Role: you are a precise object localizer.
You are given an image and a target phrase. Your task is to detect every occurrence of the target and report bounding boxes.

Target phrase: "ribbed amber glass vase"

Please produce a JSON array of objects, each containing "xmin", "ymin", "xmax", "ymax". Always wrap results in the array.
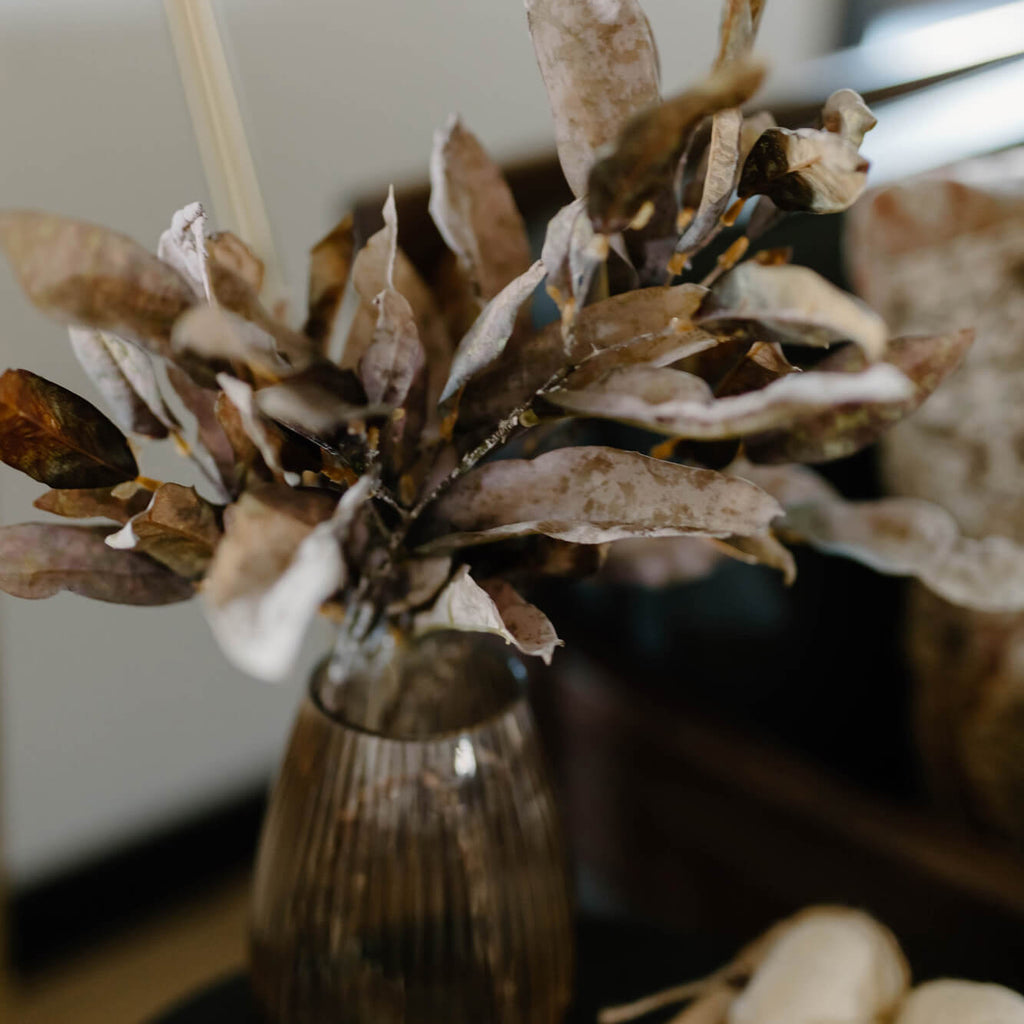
[{"xmin": 249, "ymin": 631, "xmax": 574, "ymax": 1024}]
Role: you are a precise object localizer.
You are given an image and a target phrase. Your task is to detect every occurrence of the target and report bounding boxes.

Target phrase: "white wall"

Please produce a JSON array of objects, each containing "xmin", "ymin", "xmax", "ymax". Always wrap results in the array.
[{"xmin": 0, "ymin": 0, "xmax": 842, "ymax": 886}]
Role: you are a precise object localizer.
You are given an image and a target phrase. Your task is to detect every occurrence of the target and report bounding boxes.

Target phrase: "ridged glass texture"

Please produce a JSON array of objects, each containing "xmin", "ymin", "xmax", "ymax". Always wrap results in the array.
[{"xmin": 249, "ymin": 631, "xmax": 573, "ymax": 1024}]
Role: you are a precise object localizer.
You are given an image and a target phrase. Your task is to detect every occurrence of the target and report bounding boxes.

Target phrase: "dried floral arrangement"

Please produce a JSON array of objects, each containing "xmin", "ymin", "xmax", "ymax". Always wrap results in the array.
[
  {"xmin": 2, "ymin": 0, "xmax": 1023, "ymax": 692},
  {"xmin": 600, "ymin": 905, "xmax": 1024, "ymax": 1024}
]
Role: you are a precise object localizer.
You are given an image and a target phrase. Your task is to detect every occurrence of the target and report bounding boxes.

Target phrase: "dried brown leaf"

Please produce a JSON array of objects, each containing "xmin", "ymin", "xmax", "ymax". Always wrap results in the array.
[
  {"xmin": 171, "ymin": 305, "xmax": 292, "ymax": 382},
  {"xmin": 550, "ymin": 362, "xmax": 913, "ymax": 439},
  {"xmin": 0, "ymin": 210, "xmax": 196, "ymax": 355},
  {"xmin": 0, "ymin": 523, "xmax": 192, "ymax": 605},
  {"xmin": 107, "ymin": 482, "xmax": 222, "ymax": 579},
  {"xmin": 481, "ymin": 578, "xmax": 563, "ymax": 664},
  {"xmin": 166, "ymin": 365, "xmax": 238, "ymax": 493},
  {"xmin": 525, "ymin": 0, "xmax": 661, "ymax": 198},
  {"xmin": 33, "ymin": 482, "xmax": 154, "ymax": 524},
  {"xmin": 0, "ymin": 369, "xmax": 139, "ymax": 488},
  {"xmin": 440, "ymin": 260, "xmax": 545, "ymax": 402},
  {"xmin": 206, "ymin": 231, "xmax": 264, "ymax": 294},
  {"xmin": 421, "ymin": 445, "xmax": 781, "ymax": 549},
  {"xmin": 697, "ymin": 262, "xmax": 888, "ymax": 359},
  {"xmin": 745, "ymin": 463, "xmax": 1024, "ymax": 612},
  {"xmin": 588, "ymin": 60, "xmax": 765, "ymax": 234},
  {"xmin": 745, "ymin": 330, "xmax": 974, "ymax": 464},
  {"xmin": 360, "ymin": 287, "xmax": 425, "ymax": 407},
  {"xmin": 256, "ymin": 362, "xmax": 374, "ymax": 442},
  {"xmin": 429, "ymin": 117, "xmax": 532, "ymax": 301}
]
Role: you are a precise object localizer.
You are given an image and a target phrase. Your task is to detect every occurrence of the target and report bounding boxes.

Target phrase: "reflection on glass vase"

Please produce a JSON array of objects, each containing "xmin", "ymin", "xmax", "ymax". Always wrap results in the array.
[{"xmin": 249, "ymin": 630, "xmax": 574, "ymax": 1024}]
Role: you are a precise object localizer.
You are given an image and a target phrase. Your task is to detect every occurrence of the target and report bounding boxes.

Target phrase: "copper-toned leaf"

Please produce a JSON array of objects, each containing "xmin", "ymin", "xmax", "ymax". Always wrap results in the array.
[
  {"xmin": 429, "ymin": 117, "xmax": 532, "ymax": 301},
  {"xmin": 34, "ymin": 481, "xmax": 154, "ymax": 524},
  {"xmin": 0, "ymin": 369, "xmax": 138, "ymax": 488},
  {"xmin": 440, "ymin": 260, "xmax": 545, "ymax": 402},
  {"xmin": 0, "ymin": 523, "xmax": 192, "ymax": 605},
  {"xmin": 360, "ymin": 287, "xmax": 425, "ymax": 407},
  {"xmin": 588, "ymin": 60, "xmax": 765, "ymax": 234},
  {"xmin": 549, "ymin": 362, "xmax": 913, "ymax": 439},
  {"xmin": 157, "ymin": 202, "xmax": 211, "ymax": 300},
  {"xmin": 303, "ymin": 213, "xmax": 354, "ymax": 350},
  {"xmin": 697, "ymin": 262, "xmax": 888, "ymax": 359},
  {"xmin": 525, "ymin": 0, "xmax": 661, "ymax": 199},
  {"xmin": 107, "ymin": 483, "xmax": 222, "ymax": 579},
  {"xmin": 0, "ymin": 210, "xmax": 196, "ymax": 355},
  {"xmin": 69, "ymin": 328, "xmax": 179, "ymax": 439},
  {"xmin": 746, "ymin": 330, "xmax": 974, "ymax": 464},
  {"xmin": 743, "ymin": 463, "xmax": 1024, "ymax": 613},
  {"xmin": 421, "ymin": 445, "xmax": 781, "ymax": 549}
]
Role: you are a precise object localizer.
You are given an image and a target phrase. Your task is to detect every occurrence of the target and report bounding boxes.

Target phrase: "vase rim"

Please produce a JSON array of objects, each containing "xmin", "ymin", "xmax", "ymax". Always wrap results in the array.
[{"xmin": 307, "ymin": 633, "xmax": 530, "ymax": 743}]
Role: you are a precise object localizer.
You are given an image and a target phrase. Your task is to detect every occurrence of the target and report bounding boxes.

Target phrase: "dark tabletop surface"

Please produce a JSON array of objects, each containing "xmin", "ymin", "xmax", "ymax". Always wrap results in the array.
[{"xmin": 149, "ymin": 916, "xmax": 727, "ymax": 1024}]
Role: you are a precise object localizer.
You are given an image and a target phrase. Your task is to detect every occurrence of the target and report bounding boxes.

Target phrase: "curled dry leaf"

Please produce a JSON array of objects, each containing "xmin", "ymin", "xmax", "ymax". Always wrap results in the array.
[
  {"xmin": 34, "ymin": 481, "xmax": 154, "ymax": 525},
  {"xmin": 69, "ymin": 328, "xmax": 179, "ymax": 439},
  {"xmin": 738, "ymin": 90, "xmax": 876, "ymax": 215},
  {"xmin": 440, "ymin": 260, "xmax": 545, "ymax": 402},
  {"xmin": 0, "ymin": 523, "xmax": 193, "ymax": 605},
  {"xmin": 255, "ymin": 363, "xmax": 373, "ymax": 442},
  {"xmin": 216, "ymin": 373, "xmax": 297, "ymax": 484},
  {"xmin": 360, "ymin": 287, "xmax": 425, "ymax": 407},
  {"xmin": 206, "ymin": 231, "xmax": 264, "ymax": 294},
  {"xmin": 171, "ymin": 305, "xmax": 292, "ymax": 383},
  {"xmin": 525, "ymin": 0, "xmax": 661, "ymax": 199},
  {"xmin": 550, "ymin": 362, "xmax": 913, "ymax": 439},
  {"xmin": 745, "ymin": 330, "xmax": 974, "ymax": 464},
  {"xmin": 413, "ymin": 564, "xmax": 561, "ymax": 663},
  {"xmin": 481, "ymin": 578, "xmax": 563, "ymax": 664},
  {"xmin": 0, "ymin": 368, "xmax": 138, "ymax": 488},
  {"xmin": 107, "ymin": 482, "xmax": 222, "ymax": 579},
  {"xmin": 202, "ymin": 480, "xmax": 365, "ymax": 680},
  {"xmin": 746, "ymin": 463, "xmax": 1024, "ymax": 613},
  {"xmin": 894, "ymin": 980, "xmax": 1024, "ymax": 1024},
  {"xmin": 674, "ymin": 0, "xmax": 764, "ymax": 257},
  {"xmin": 587, "ymin": 60, "xmax": 765, "ymax": 234},
  {"xmin": 421, "ymin": 445, "xmax": 781, "ymax": 550},
  {"xmin": 429, "ymin": 116, "xmax": 531, "ymax": 302},
  {"xmin": 157, "ymin": 202, "xmax": 211, "ymax": 300},
  {"xmin": 350, "ymin": 191, "xmax": 453, "ymax": 413},
  {"xmin": 822, "ymin": 88, "xmax": 878, "ymax": 147},
  {"xmin": 303, "ymin": 213, "xmax": 354, "ymax": 350},
  {"xmin": 698, "ymin": 262, "xmax": 888, "ymax": 359},
  {"xmin": 601, "ymin": 906, "xmax": 908, "ymax": 1024},
  {"xmin": 0, "ymin": 210, "xmax": 196, "ymax": 355}
]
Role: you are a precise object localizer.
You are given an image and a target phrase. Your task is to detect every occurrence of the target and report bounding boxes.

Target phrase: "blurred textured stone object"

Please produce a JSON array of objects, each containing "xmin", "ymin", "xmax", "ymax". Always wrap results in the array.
[{"xmin": 847, "ymin": 147, "xmax": 1024, "ymax": 840}]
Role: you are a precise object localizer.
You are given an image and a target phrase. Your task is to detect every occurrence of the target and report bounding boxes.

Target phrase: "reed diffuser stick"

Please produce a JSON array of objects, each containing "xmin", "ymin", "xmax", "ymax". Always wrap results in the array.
[{"xmin": 163, "ymin": 0, "xmax": 287, "ymax": 306}]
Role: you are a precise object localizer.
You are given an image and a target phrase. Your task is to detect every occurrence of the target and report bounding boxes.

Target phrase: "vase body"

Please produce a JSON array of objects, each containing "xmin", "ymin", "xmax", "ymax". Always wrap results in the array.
[{"xmin": 249, "ymin": 631, "xmax": 574, "ymax": 1024}]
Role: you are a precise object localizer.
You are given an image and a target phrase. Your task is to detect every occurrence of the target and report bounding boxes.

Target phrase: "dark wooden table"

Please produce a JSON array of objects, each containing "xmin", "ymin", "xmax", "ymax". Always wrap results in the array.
[{"xmin": 149, "ymin": 916, "xmax": 727, "ymax": 1023}]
